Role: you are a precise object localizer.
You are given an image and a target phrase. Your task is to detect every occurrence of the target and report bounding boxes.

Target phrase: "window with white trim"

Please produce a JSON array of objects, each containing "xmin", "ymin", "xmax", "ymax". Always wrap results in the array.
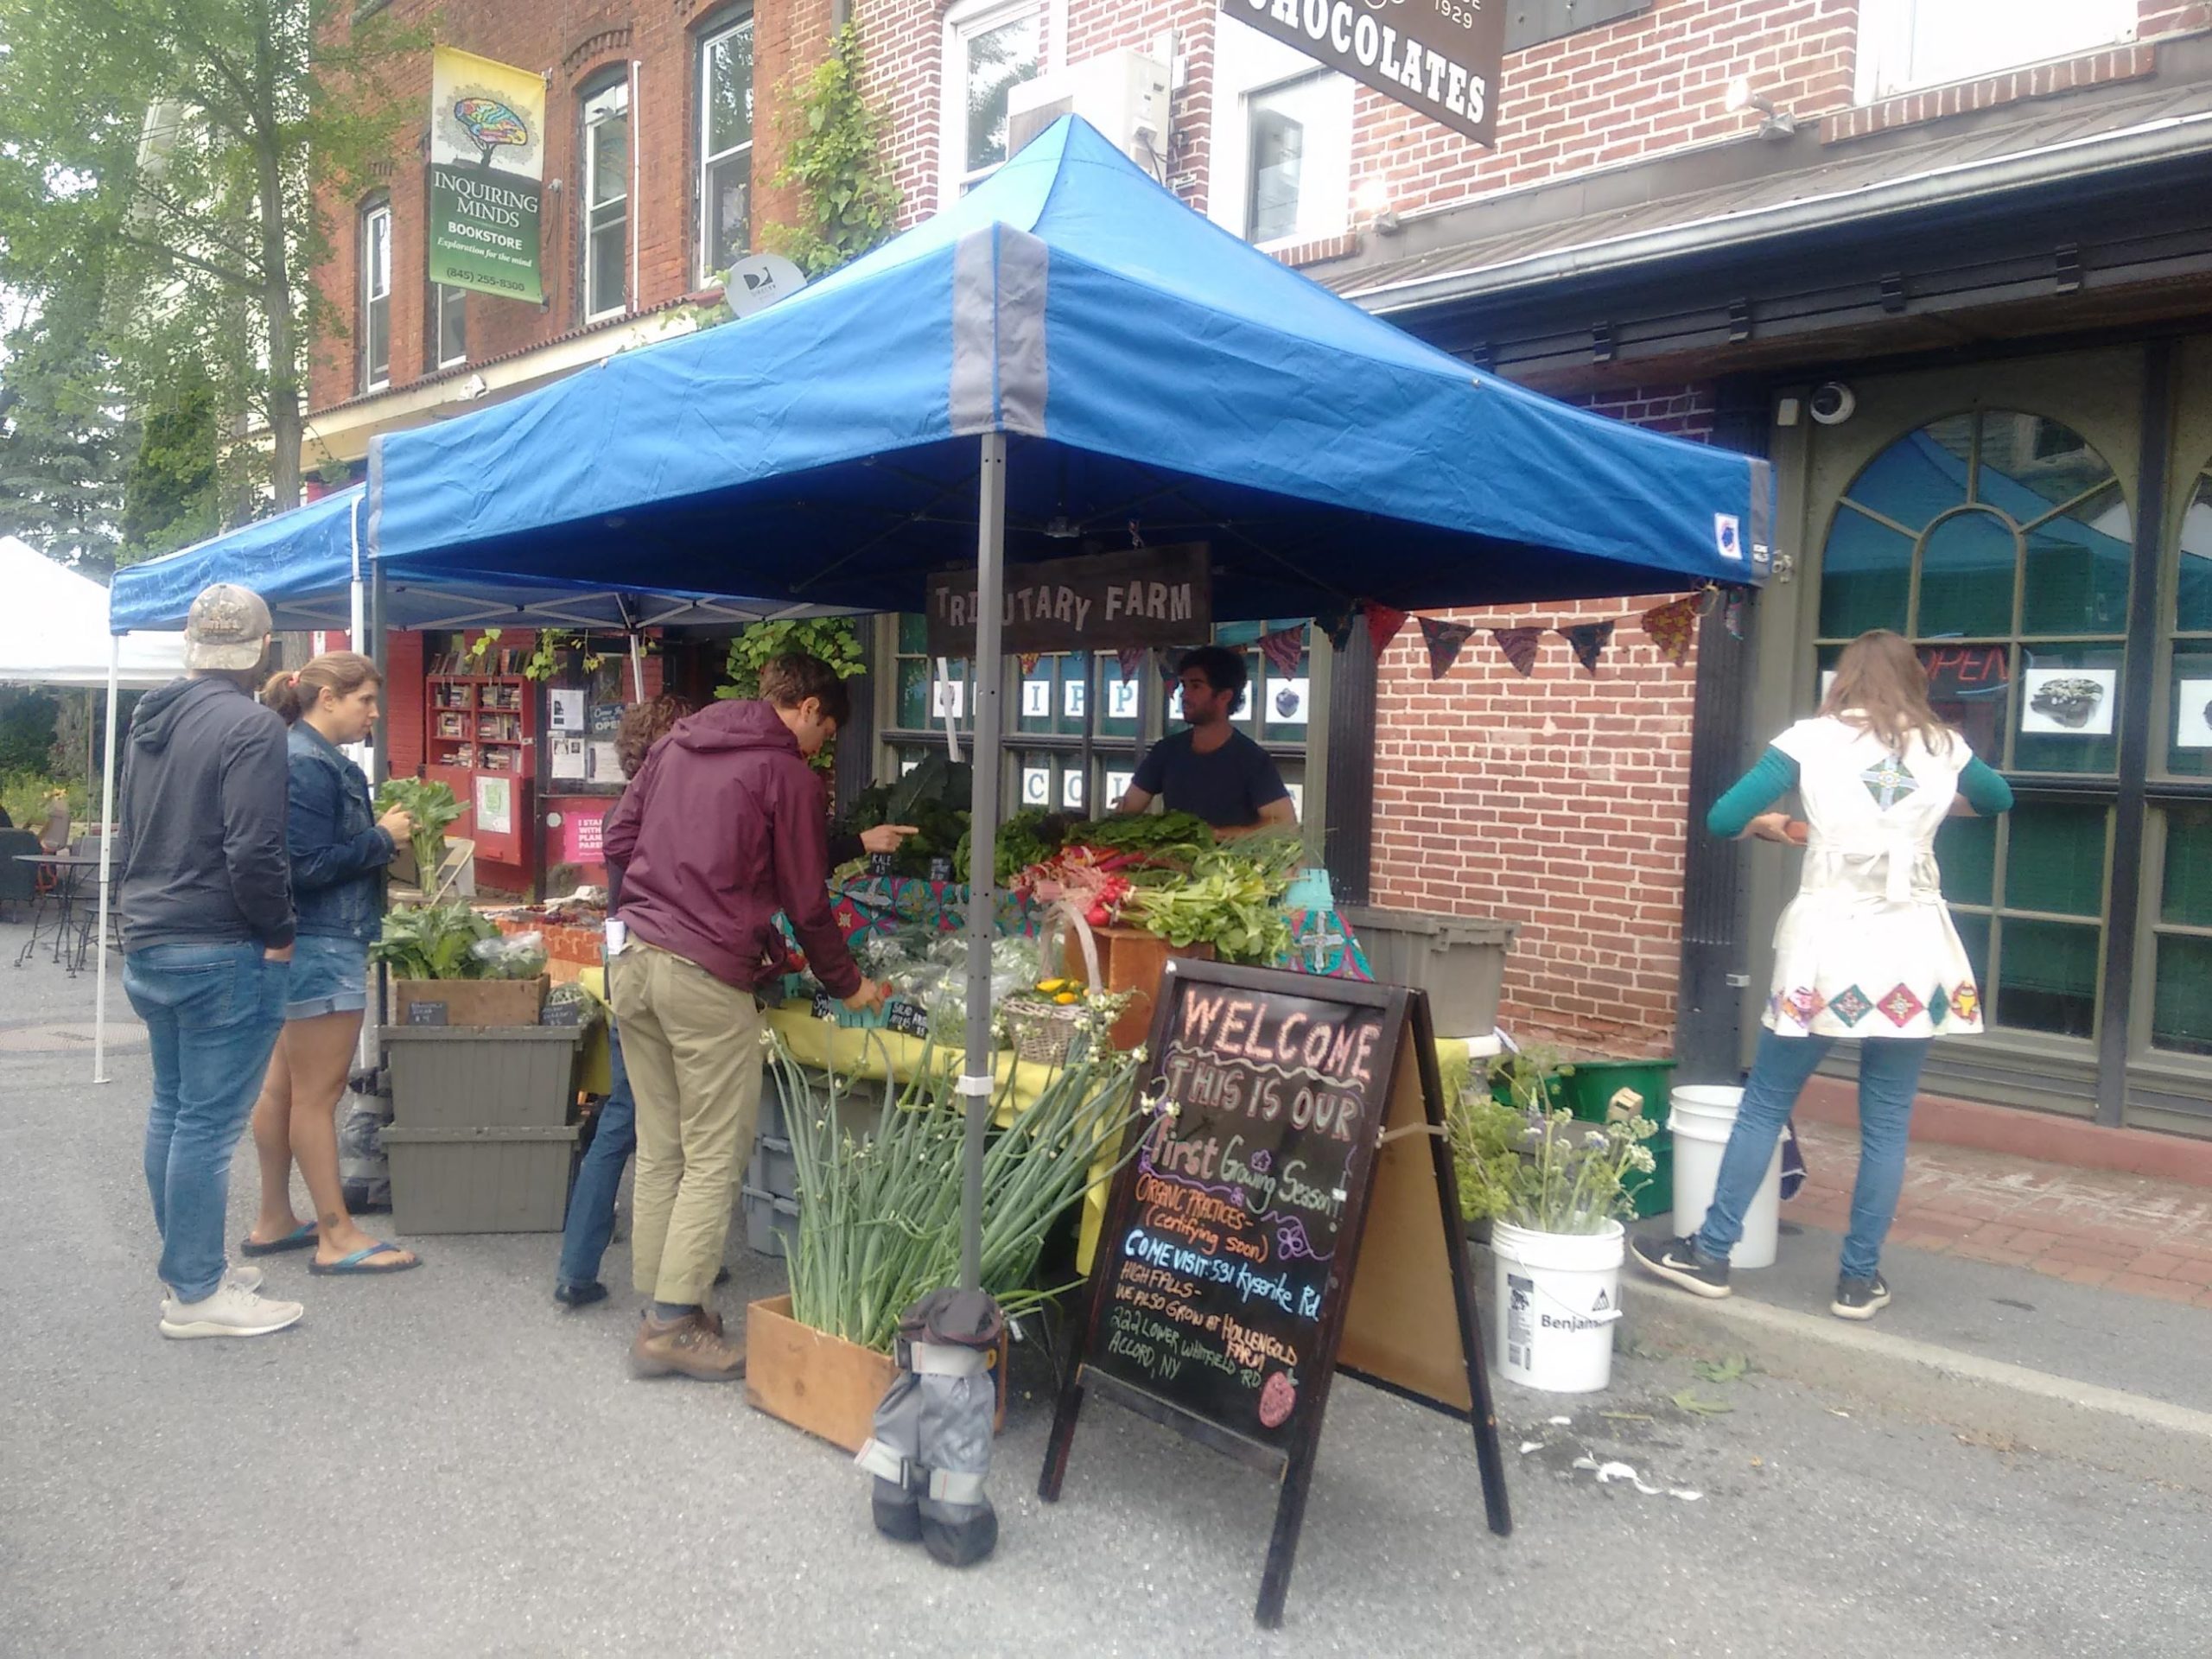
[
  {"xmin": 1855, "ymin": 0, "xmax": 2136, "ymax": 104},
  {"xmin": 582, "ymin": 77, "xmax": 631, "ymax": 321},
  {"xmin": 431, "ymin": 283, "xmax": 466, "ymax": 370},
  {"xmin": 359, "ymin": 197, "xmax": 391, "ymax": 392},
  {"xmin": 1208, "ymin": 16, "xmax": 1351, "ymax": 251},
  {"xmin": 943, "ymin": 0, "xmax": 1040, "ymax": 200},
  {"xmin": 698, "ymin": 13, "xmax": 754, "ymax": 285}
]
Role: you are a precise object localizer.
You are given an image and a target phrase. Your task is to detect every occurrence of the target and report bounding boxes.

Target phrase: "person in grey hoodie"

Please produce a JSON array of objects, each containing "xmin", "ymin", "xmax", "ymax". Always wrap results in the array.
[{"xmin": 118, "ymin": 583, "xmax": 304, "ymax": 1341}]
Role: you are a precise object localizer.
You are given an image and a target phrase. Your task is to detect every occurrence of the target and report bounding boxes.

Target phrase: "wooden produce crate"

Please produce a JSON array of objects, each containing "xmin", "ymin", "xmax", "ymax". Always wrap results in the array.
[
  {"xmin": 391, "ymin": 974, "xmax": 547, "ymax": 1027},
  {"xmin": 745, "ymin": 1294, "xmax": 1011, "ymax": 1454},
  {"xmin": 1065, "ymin": 925, "xmax": 1214, "ymax": 1052}
]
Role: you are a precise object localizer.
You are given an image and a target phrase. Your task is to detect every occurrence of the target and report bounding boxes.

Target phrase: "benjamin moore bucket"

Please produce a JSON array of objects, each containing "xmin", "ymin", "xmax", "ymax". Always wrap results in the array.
[
  {"xmin": 1669, "ymin": 1084, "xmax": 1783, "ymax": 1270},
  {"xmin": 1492, "ymin": 1218, "xmax": 1625, "ymax": 1394}
]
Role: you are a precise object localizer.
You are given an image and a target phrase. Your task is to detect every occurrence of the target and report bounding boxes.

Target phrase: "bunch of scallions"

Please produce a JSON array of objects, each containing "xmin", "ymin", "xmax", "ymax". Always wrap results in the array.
[{"xmin": 770, "ymin": 1024, "xmax": 1143, "ymax": 1353}]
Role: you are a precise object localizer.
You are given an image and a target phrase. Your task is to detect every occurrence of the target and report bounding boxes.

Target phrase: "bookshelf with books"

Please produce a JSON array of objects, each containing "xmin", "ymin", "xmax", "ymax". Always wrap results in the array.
[{"xmin": 423, "ymin": 665, "xmax": 536, "ymax": 867}]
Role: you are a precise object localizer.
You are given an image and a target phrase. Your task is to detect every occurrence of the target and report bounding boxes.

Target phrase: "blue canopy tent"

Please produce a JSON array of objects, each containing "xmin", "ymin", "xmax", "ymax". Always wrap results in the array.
[
  {"xmin": 94, "ymin": 488, "xmax": 856, "ymax": 1081},
  {"xmin": 364, "ymin": 115, "xmax": 1774, "ymax": 1303}
]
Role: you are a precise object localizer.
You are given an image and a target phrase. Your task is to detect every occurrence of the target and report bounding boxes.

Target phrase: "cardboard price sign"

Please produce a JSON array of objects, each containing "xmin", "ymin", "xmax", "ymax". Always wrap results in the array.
[
  {"xmin": 925, "ymin": 544, "xmax": 1211, "ymax": 657},
  {"xmin": 1040, "ymin": 961, "xmax": 1511, "ymax": 1626}
]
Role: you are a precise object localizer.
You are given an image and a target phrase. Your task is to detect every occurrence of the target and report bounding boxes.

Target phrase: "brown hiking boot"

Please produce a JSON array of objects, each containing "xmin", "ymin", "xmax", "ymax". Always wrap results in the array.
[{"xmin": 630, "ymin": 1308, "xmax": 747, "ymax": 1381}]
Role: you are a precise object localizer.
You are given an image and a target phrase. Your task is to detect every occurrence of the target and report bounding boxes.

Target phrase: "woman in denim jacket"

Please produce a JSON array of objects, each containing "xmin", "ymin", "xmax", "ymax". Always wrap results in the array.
[{"xmin": 242, "ymin": 653, "xmax": 422, "ymax": 1275}]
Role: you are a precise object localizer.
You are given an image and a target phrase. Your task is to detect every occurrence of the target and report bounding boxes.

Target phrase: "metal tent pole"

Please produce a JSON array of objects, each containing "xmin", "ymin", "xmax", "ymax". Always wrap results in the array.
[
  {"xmin": 92, "ymin": 635, "xmax": 122, "ymax": 1084},
  {"xmin": 959, "ymin": 431, "xmax": 1007, "ymax": 1293}
]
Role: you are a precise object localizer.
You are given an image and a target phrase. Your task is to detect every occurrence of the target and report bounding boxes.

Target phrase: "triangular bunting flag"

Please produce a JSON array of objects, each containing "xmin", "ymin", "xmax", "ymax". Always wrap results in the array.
[
  {"xmin": 1638, "ymin": 596, "xmax": 1699, "ymax": 666},
  {"xmin": 1365, "ymin": 604, "xmax": 1410, "ymax": 657},
  {"xmin": 1491, "ymin": 626, "xmax": 1543, "ymax": 677},
  {"xmin": 1017, "ymin": 652, "xmax": 1042, "ymax": 676},
  {"xmin": 1116, "ymin": 645, "xmax": 1148, "ymax": 680},
  {"xmin": 1418, "ymin": 616, "xmax": 1476, "ymax": 679},
  {"xmin": 1560, "ymin": 620, "xmax": 1616, "ymax": 676},
  {"xmin": 1319, "ymin": 606, "xmax": 1357, "ymax": 652},
  {"xmin": 1259, "ymin": 624, "xmax": 1307, "ymax": 677}
]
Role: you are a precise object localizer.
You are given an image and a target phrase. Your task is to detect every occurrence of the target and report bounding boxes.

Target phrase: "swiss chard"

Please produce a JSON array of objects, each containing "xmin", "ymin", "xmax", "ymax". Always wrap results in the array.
[{"xmin": 375, "ymin": 778, "xmax": 463, "ymax": 888}]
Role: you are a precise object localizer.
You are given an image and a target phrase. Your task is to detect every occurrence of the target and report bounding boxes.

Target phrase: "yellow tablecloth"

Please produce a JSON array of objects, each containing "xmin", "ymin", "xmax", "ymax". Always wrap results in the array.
[{"xmin": 575, "ymin": 967, "xmax": 1116, "ymax": 1270}]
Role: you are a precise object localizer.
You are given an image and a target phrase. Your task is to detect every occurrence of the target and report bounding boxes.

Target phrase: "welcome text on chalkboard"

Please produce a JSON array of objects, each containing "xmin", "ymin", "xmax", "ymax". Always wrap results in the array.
[{"xmin": 1041, "ymin": 960, "xmax": 1511, "ymax": 1627}]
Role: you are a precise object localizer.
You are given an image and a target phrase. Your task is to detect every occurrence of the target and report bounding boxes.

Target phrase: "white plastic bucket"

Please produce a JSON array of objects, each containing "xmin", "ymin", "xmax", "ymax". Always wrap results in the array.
[
  {"xmin": 1668, "ymin": 1084, "xmax": 1783, "ymax": 1270},
  {"xmin": 1492, "ymin": 1218, "xmax": 1624, "ymax": 1394}
]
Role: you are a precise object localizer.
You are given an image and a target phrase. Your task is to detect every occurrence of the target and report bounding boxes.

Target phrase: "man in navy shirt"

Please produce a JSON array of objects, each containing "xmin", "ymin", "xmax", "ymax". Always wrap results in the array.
[{"xmin": 1118, "ymin": 645, "xmax": 1297, "ymax": 836}]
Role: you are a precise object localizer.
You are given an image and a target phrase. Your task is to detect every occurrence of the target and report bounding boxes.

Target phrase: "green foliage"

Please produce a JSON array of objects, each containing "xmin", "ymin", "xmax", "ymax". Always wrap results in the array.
[
  {"xmin": 0, "ymin": 690, "xmax": 62, "ymax": 777},
  {"xmin": 0, "ymin": 772, "xmax": 87, "ymax": 830},
  {"xmin": 373, "ymin": 777, "xmax": 462, "ymax": 884},
  {"xmin": 717, "ymin": 616, "xmax": 866, "ymax": 699},
  {"xmin": 367, "ymin": 902, "xmax": 499, "ymax": 982},
  {"xmin": 764, "ymin": 22, "xmax": 902, "ymax": 279},
  {"xmin": 0, "ymin": 0, "xmax": 425, "ymax": 520},
  {"xmin": 841, "ymin": 752, "xmax": 972, "ymax": 876},
  {"xmin": 1118, "ymin": 836, "xmax": 1302, "ymax": 964},
  {"xmin": 0, "ymin": 279, "xmax": 130, "ymax": 570},
  {"xmin": 1488, "ymin": 1043, "xmax": 1574, "ymax": 1114},
  {"xmin": 120, "ymin": 361, "xmax": 219, "ymax": 563},
  {"xmin": 464, "ymin": 627, "xmax": 605, "ymax": 682},
  {"xmin": 1446, "ymin": 1099, "xmax": 1656, "ymax": 1235}
]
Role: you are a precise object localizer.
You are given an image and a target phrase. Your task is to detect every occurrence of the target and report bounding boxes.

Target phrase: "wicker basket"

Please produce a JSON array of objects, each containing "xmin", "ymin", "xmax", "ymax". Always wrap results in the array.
[{"xmin": 1000, "ymin": 902, "xmax": 1105, "ymax": 1065}]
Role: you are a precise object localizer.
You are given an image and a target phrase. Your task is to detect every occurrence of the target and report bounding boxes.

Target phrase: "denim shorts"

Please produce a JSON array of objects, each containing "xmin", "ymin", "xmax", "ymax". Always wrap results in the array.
[{"xmin": 286, "ymin": 933, "xmax": 368, "ymax": 1019}]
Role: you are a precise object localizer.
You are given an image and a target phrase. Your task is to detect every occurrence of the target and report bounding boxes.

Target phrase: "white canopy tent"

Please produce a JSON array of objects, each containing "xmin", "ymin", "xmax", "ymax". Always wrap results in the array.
[{"xmin": 0, "ymin": 537, "xmax": 187, "ymax": 690}]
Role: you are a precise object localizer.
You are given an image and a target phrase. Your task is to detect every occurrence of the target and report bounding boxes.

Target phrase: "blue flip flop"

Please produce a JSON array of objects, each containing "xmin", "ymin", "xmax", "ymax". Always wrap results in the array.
[
  {"xmin": 310, "ymin": 1242, "xmax": 421, "ymax": 1276},
  {"xmin": 239, "ymin": 1222, "xmax": 318, "ymax": 1257}
]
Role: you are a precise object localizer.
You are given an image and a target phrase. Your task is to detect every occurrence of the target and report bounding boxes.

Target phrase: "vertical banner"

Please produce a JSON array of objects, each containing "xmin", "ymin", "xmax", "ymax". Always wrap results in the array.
[{"xmin": 427, "ymin": 47, "xmax": 546, "ymax": 303}]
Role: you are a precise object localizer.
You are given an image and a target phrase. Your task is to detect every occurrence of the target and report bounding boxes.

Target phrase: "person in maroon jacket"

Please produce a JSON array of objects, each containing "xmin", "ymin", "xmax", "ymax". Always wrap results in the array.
[{"xmin": 601, "ymin": 653, "xmax": 885, "ymax": 1381}]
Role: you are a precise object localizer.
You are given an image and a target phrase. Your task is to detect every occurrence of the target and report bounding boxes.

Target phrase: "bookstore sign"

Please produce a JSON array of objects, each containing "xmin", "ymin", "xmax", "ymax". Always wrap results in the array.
[{"xmin": 1224, "ymin": 0, "xmax": 1504, "ymax": 146}]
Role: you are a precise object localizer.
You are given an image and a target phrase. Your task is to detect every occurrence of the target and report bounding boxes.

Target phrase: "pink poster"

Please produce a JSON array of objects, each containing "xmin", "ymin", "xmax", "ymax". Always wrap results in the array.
[{"xmin": 563, "ymin": 810, "xmax": 605, "ymax": 863}]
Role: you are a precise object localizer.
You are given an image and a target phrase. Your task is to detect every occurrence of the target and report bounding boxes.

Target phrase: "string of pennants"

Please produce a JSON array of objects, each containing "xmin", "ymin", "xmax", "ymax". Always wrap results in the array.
[
  {"xmin": 1336, "ymin": 585, "xmax": 1745, "ymax": 680},
  {"xmin": 1015, "ymin": 588, "xmax": 1746, "ymax": 684}
]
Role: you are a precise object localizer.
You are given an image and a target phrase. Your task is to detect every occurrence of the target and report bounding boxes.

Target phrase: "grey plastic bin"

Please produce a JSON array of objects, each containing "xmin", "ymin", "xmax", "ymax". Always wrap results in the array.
[
  {"xmin": 382, "ymin": 1123, "xmax": 580, "ymax": 1233},
  {"xmin": 750, "ymin": 1134, "xmax": 798, "ymax": 1200},
  {"xmin": 742, "ymin": 1185, "xmax": 800, "ymax": 1257},
  {"xmin": 1338, "ymin": 906, "xmax": 1518, "ymax": 1039},
  {"xmin": 380, "ymin": 1026, "xmax": 582, "ymax": 1130}
]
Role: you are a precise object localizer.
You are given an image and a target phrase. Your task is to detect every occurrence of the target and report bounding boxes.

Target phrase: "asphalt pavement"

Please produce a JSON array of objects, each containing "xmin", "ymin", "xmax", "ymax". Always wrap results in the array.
[{"xmin": 5, "ymin": 922, "xmax": 2210, "ymax": 1658}]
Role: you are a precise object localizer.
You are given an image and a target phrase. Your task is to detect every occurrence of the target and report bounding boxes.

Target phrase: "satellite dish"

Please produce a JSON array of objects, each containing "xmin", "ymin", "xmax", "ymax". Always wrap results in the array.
[{"xmin": 721, "ymin": 252, "xmax": 808, "ymax": 319}]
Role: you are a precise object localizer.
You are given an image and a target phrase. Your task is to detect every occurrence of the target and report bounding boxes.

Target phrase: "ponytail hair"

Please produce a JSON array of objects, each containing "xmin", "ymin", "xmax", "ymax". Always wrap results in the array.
[{"xmin": 261, "ymin": 651, "xmax": 382, "ymax": 726}]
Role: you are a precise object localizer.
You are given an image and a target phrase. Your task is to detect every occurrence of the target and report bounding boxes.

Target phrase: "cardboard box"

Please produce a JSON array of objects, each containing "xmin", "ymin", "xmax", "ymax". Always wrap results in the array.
[{"xmin": 391, "ymin": 974, "xmax": 547, "ymax": 1027}]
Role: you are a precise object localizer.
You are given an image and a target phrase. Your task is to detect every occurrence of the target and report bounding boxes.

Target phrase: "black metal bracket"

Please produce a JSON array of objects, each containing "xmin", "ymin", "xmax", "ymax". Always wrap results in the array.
[
  {"xmin": 1880, "ymin": 272, "xmax": 1908, "ymax": 314},
  {"xmin": 2056, "ymin": 243, "xmax": 2083, "ymax": 294},
  {"xmin": 1592, "ymin": 321, "xmax": 1616, "ymax": 363}
]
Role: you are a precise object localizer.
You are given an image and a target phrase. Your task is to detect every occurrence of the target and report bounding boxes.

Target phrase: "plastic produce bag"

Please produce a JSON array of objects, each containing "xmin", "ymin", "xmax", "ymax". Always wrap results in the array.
[
  {"xmin": 470, "ymin": 931, "xmax": 549, "ymax": 980},
  {"xmin": 338, "ymin": 1067, "xmax": 392, "ymax": 1212}
]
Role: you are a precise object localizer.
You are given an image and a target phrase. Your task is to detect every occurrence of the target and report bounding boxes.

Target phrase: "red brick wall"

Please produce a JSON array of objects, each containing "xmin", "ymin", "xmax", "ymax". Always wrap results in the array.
[
  {"xmin": 1369, "ymin": 385, "xmax": 1716, "ymax": 1057},
  {"xmin": 310, "ymin": 0, "xmax": 831, "ymax": 416}
]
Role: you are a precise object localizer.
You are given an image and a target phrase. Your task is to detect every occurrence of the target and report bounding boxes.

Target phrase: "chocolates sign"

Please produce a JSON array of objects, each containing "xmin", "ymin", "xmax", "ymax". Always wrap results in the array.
[{"xmin": 1224, "ymin": 0, "xmax": 1505, "ymax": 146}]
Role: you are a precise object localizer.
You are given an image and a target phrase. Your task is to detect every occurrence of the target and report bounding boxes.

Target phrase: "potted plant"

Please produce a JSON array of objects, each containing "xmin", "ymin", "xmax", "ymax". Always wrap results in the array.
[
  {"xmin": 1448, "ymin": 1087, "xmax": 1656, "ymax": 1395},
  {"xmin": 746, "ymin": 1021, "xmax": 1140, "ymax": 1452}
]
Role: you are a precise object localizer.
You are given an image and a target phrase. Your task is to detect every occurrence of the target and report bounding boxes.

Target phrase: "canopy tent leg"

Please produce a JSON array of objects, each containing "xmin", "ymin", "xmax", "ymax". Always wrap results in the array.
[
  {"xmin": 960, "ymin": 431, "xmax": 1007, "ymax": 1293},
  {"xmin": 92, "ymin": 636, "xmax": 122, "ymax": 1085},
  {"xmin": 366, "ymin": 564, "xmax": 390, "ymax": 789}
]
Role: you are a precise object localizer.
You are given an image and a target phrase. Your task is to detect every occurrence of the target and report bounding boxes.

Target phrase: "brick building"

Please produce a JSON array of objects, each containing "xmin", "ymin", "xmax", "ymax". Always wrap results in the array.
[{"xmin": 310, "ymin": 0, "xmax": 2212, "ymax": 1138}]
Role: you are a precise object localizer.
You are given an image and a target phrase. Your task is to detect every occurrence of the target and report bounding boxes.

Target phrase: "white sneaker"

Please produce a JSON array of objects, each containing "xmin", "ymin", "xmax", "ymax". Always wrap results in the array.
[
  {"xmin": 158, "ymin": 1281, "xmax": 304, "ymax": 1340},
  {"xmin": 157, "ymin": 1264, "xmax": 263, "ymax": 1307}
]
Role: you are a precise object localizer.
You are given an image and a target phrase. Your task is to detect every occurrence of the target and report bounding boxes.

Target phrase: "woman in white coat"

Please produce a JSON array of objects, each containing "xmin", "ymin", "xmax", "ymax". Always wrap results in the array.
[{"xmin": 1634, "ymin": 630, "xmax": 2013, "ymax": 1320}]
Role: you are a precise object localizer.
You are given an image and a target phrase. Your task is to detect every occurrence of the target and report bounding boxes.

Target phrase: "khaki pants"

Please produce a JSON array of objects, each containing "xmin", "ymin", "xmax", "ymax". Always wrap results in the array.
[{"xmin": 607, "ymin": 941, "xmax": 765, "ymax": 1306}]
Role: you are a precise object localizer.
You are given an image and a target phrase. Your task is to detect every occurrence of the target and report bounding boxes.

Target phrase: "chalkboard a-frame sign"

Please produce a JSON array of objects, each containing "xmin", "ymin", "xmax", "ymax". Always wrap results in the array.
[{"xmin": 1039, "ymin": 959, "xmax": 1512, "ymax": 1627}]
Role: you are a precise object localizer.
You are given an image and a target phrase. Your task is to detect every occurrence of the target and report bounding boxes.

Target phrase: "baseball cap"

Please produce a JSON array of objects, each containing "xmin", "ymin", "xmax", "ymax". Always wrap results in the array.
[{"xmin": 183, "ymin": 583, "xmax": 274, "ymax": 671}]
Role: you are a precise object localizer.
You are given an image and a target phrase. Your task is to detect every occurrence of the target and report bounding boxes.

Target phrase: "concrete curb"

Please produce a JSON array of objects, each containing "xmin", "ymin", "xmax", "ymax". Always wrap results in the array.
[{"xmin": 1626, "ymin": 1286, "xmax": 2212, "ymax": 1497}]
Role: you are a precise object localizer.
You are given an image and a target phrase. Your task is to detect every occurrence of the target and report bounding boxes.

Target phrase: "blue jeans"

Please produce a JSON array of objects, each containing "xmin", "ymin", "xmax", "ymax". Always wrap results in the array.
[
  {"xmin": 1694, "ymin": 1028, "xmax": 1932, "ymax": 1281},
  {"xmin": 125, "ymin": 943, "xmax": 290, "ymax": 1301},
  {"xmin": 556, "ymin": 1027, "xmax": 637, "ymax": 1289}
]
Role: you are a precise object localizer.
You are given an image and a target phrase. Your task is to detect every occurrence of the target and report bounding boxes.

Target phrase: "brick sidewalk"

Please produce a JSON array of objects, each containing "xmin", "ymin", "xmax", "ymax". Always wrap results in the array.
[{"xmin": 1783, "ymin": 1120, "xmax": 2212, "ymax": 1309}]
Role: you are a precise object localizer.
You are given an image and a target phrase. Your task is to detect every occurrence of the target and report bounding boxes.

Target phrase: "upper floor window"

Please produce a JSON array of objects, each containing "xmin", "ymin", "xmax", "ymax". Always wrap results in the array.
[
  {"xmin": 698, "ymin": 14, "xmax": 755, "ymax": 285},
  {"xmin": 1856, "ymin": 0, "xmax": 2136, "ymax": 103},
  {"xmin": 943, "ymin": 0, "xmax": 1039, "ymax": 200},
  {"xmin": 1209, "ymin": 16, "xmax": 1351, "ymax": 251},
  {"xmin": 359, "ymin": 196, "xmax": 391, "ymax": 393},
  {"xmin": 431, "ymin": 283, "xmax": 467, "ymax": 371},
  {"xmin": 582, "ymin": 77, "xmax": 631, "ymax": 322}
]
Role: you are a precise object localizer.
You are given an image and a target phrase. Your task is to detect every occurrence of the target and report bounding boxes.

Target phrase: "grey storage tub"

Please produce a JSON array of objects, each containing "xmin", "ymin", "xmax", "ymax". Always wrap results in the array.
[
  {"xmin": 750, "ymin": 1134, "xmax": 798, "ymax": 1200},
  {"xmin": 1338, "ymin": 906, "xmax": 1518, "ymax": 1039},
  {"xmin": 380, "ymin": 1026, "xmax": 582, "ymax": 1129},
  {"xmin": 382, "ymin": 1123, "xmax": 580, "ymax": 1233},
  {"xmin": 742, "ymin": 1185, "xmax": 799, "ymax": 1257}
]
